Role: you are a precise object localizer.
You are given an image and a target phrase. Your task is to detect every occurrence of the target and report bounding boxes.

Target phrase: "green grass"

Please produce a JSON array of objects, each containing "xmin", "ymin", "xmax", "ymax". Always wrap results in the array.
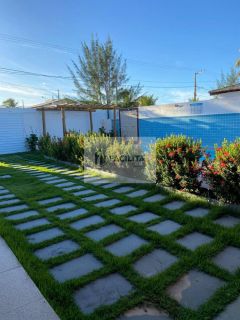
[{"xmin": 0, "ymin": 152, "xmax": 240, "ymax": 320}]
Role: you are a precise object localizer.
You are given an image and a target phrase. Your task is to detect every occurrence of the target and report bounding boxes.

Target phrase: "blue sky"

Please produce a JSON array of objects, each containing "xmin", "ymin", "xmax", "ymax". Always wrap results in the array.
[{"xmin": 0, "ymin": 0, "xmax": 239, "ymax": 106}]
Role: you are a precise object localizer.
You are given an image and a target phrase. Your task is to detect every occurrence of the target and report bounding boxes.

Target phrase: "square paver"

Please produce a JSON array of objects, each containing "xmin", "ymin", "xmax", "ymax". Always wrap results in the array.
[
  {"xmin": 55, "ymin": 182, "xmax": 75, "ymax": 188},
  {"xmin": 0, "ymin": 175, "xmax": 11, "ymax": 179},
  {"xmin": 74, "ymin": 273, "xmax": 133, "ymax": 314},
  {"xmin": 27, "ymin": 227, "xmax": 64, "ymax": 244},
  {"xmin": 85, "ymin": 224, "xmax": 123, "ymax": 241},
  {"xmin": 212, "ymin": 246, "xmax": 240, "ymax": 273},
  {"xmin": 40, "ymin": 176, "xmax": 56, "ymax": 181},
  {"xmin": 50, "ymin": 254, "xmax": 103, "ymax": 283},
  {"xmin": 215, "ymin": 296, "xmax": 240, "ymax": 320},
  {"xmin": 167, "ymin": 270, "xmax": 225, "ymax": 310},
  {"xmin": 95, "ymin": 199, "xmax": 121, "ymax": 208},
  {"xmin": 37, "ymin": 197, "xmax": 62, "ymax": 205},
  {"xmin": 15, "ymin": 218, "xmax": 50, "ymax": 231},
  {"xmin": 102, "ymin": 182, "xmax": 121, "ymax": 189},
  {"xmin": 0, "ymin": 199, "xmax": 20, "ymax": 206},
  {"xmin": 177, "ymin": 232, "xmax": 213, "ymax": 251},
  {"xmin": 127, "ymin": 189, "xmax": 149, "ymax": 198},
  {"xmin": 46, "ymin": 179, "xmax": 67, "ymax": 185},
  {"xmin": 114, "ymin": 186, "xmax": 135, "ymax": 194},
  {"xmin": 82, "ymin": 194, "xmax": 108, "ymax": 202},
  {"xmin": 46, "ymin": 203, "xmax": 76, "ymax": 212},
  {"xmin": 0, "ymin": 194, "xmax": 15, "ymax": 201},
  {"xmin": 73, "ymin": 189, "xmax": 95, "ymax": 196},
  {"xmin": 0, "ymin": 204, "xmax": 29, "ymax": 214},
  {"xmin": 83, "ymin": 177, "xmax": 101, "ymax": 182},
  {"xmin": 214, "ymin": 216, "xmax": 240, "ymax": 228},
  {"xmin": 0, "ymin": 189, "xmax": 9, "ymax": 195},
  {"xmin": 35, "ymin": 240, "xmax": 80, "ymax": 260},
  {"xmin": 118, "ymin": 304, "xmax": 172, "ymax": 320},
  {"xmin": 106, "ymin": 234, "xmax": 148, "ymax": 257},
  {"xmin": 6, "ymin": 210, "xmax": 39, "ymax": 221},
  {"xmin": 57, "ymin": 208, "xmax": 88, "ymax": 220},
  {"xmin": 185, "ymin": 207, "xmax": 210, "ymax": 218},
  {"xmin": 144, "ymin": 194, "xmax": 166, "ymax": 203},
  {"xmin": 128, "ymin": 212, "xmax": 159, "ymax": 223},
  {"xmin": 91, "ymin": 179, "xmax": 111, "ymax": 185},
  {"xmin": 148, "ymin": 220, "xmax": 181, "ymax": 235},
  {"xmin": 133, "ymin": 249, "xmax": 178, "ymax": 277},
  {"xmin": 110, "ymin": 205, "xmax": 137, "ymax": 216},
  {"xmin": 63, "ymin": 185, "xmax": 85, "ymax": 191},
  {"xmin": 70, "ymin": 215, "xmax": 105, "ymax": 230},
  {"xmin": 163, "ymin": 201, "xmax": 186, "ymax": 211}
]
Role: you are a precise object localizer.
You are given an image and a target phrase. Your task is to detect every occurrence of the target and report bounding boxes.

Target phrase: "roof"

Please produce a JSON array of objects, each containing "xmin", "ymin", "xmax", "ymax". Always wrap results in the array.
[{"xmin": 209, "ymin": 84, "xmax": 240, "ymax": 96}]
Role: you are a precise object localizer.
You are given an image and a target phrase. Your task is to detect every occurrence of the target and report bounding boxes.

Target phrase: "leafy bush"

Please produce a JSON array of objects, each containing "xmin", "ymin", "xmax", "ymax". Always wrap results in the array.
[
  {"xmin": 38, "ymin": 132, "xmax": 84, "ymax": 166},
  {"xmin": 146, "ymin": 135, "xmax": 203, "ymax": 192},
  {"xmin": 26, "ymin": 133, "xmax": 38, "ymax": 152},
  {"xmin": 203, "ymin": 139, "xmax": 240, "ymax": 203}
]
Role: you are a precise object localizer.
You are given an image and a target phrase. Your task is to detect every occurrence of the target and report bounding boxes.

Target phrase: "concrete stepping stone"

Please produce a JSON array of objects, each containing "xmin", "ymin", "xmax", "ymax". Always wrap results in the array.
[
  {"xmin": 0, "ymin": 204, "xmax": 29, "ymax": 213},
  {"xmin": 177, "ymin": 232, "xmax": 213, "ymax": 251},
  {"xmin": 50, "ymin": 254, "xmax": 103, "ymax": 283},
  {"xmin": 102, "ymin": 182, "xmax": 121, "ymax": 189},
  {"xmin": 27, "ymin": 227, "xmax": 64, "ymax": 244},
  {"xmin": 214, "ymin": 296, "xmax": 240, "ymax": 320},
  {"xmin": 85, "ymin": 224, "xmax": 123, "ymax": 241},
  {"xmin": 110, "ymin": 205, "xmax": 137, "ymax": 216},
  {"xmin": 82, "ymin": 194, "xmax": 108, "ymax": 202},
  {"xmin": 163, "ymin": 201, "xmax": 186, "ymax": 211},
  {"xmin": 0, "ymin": 186, "xmax": 5, "ymax": 189},
  {"xmin": 39, "ymin": 176, "xmax": 56, "ymax": 181},
  {"xmin": 148, "ymin": 220, "xmax": 181, "ymax": 235},
  {"xmin": 55, "ymin": 182, "xmax": 75, "ymax": 188},
  {"xmin": 133, "ymin": 249, "xmax": 178, "ymax": 277},
  {"xmin": 73, "ymin": 189, "xmax": 95, "ymax": 196},
  {"xmin": 90, "ymin": 179, "xmax": 111, "ymax": 186},
  {"xmin": 46, "ymin": 203, "xmax": 76, "ymax": 212},
  {"xmin": 0, "ymin": 189, "xmax": 9, "ymax": 195},
  {"xmin": 127, "ymin": 189, "xmax": 149, "ymax": 198},
  {"xmin": 75, "ymin": 174, "xmax": 92, "ymax": 180},
  {"xmin": 185, "ymin": 207, "xmax": 210, "ymax": 218},
  {"xmin": 214, "ymin": 216, "xmax": 240, "ymax": 228},
  {"xmin": 63, "ymin": 185, "xmax": 84, "ymax": 191},
  {"xmin": 57, "ymin": 208, "xmax": 88, "ymax": 220},
  {"xmin": 33, "ymin": 173, "xmax": 51, "ymax": 178},
  {"xmin": 73, "ymin": 273, "xmax": 133, "ymax": 314},
  {"xmin": 0, "ymin": 199, "xmax": 20, "ymax": 206},
  {"xmin": 83, "ymin": 177, "xmax": 101, "ymax": 182},
  {"xmin": 118, "ymin": 303, "xmax": 172, "ymax": 320},
  {"xmin": 46, "ymin": 179, "xmax": 67, "ymax": 185},
  {"xmin": 37, "ymin": 197, "xmax": 62, "ymax": 205},
  {"xmin": 95, "ymin": 199, "xmax": 121, "ymax": 208},
  {"xmin": 0, "ymin": 194, "xmax": 15, "ymax": 201},
  {"xmin": 143, "ymin": 194, "xmax": 166, "ymax": 203},
  {"xmin": 114, "ymin": 186, "xmax": 135, "ymax": 194},
  {"xmin": 6, "ymin": 210, "xmax": 39, "ymax": 221},
  {"xmin": 70, "ymin": 215, "xmax": 105, "ymax": 230},
  {"xmin": 128, "ymin": 212, "xmax": 159, "ymax": 223},
  {"xmin": 16, "ymin": 218, "xmax": 50, "ymax": 231},
  {"xmin": 212, "ymin": 246, "xmax": 240, "ymax": 273},
  {"xmin": 0, "ymin": 175, "xmax": 11, "ymax": 179},
  {"xmin": 106, "ymin": 234, "xmax": 148, "ymax": 257},
  {"xmin": 35, "ymin": 240, "xmax": 80, "ymax": 261},
  {"xmin": 167, "ymin": 270, "xmax": 225, "ymax": 310}
]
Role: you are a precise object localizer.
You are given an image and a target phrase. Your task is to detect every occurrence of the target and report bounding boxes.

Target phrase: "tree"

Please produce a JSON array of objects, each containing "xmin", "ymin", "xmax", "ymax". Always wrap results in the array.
[
  {"xmin": 138, "ymin": 94, "xmax": 157, "ymax": 106},
  {"xmin": 216, "ymin": 67, "xmax": 239, "ymax": 88},
  {"xmin": 118, "ymin": 84, "xmax": 142, "ymax": 107},
  {"xmin": 236, "ymin": 58, "xmax": 240, "ymax": 75},
  {"xmin": 69, "ymin": 36, "xmax": 128, "ymax": 105},
  {"xmin": 2, "ymin": 98, "xmax": 18, "ymax": 108}
]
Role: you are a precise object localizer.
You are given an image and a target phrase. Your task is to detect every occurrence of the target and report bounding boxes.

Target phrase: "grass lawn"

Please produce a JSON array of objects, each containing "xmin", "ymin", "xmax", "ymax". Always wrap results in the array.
[{"xmin": 1, "ymin": 152, "xmax": 240, "ymax": 320}]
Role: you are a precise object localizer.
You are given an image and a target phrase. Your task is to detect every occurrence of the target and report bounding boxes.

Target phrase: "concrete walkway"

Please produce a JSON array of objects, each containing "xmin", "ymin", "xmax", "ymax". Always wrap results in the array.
[{"xmin": 0, "ymin": 237, "xmax": 59, "ymax": 320}]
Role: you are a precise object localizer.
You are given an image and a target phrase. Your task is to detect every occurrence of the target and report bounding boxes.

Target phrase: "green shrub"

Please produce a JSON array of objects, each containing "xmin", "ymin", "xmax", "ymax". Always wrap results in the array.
[
  {"xmin": 203, "ymin": 139, "xmax": 240, "ymax": 203},
  {"xmin": 146, "ymin": 135, "xmax": 203, "ymax": 192},
  {"xmin": 26, "ymin": 133, "xmax": 38, "ymax": 152},
  {"xmin": 38, "ymin": 134, "xmax": 52, "ymax": 156}
]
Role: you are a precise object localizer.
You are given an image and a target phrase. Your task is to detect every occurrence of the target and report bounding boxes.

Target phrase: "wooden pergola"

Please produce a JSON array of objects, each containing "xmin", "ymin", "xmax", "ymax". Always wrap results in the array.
[{"xmin": 34, "ymin": 102, "xmax": 129, "ymax": 137}]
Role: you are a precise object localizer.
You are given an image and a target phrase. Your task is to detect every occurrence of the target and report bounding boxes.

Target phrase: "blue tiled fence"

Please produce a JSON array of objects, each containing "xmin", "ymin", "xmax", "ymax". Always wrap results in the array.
[{"xmin": 139, "ymin": 113, "xmax": 240, "ymax": 152}]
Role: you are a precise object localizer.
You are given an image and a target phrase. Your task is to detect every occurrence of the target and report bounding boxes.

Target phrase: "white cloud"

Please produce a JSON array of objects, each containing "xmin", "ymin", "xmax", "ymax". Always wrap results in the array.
[{"xmin": 0, "ymin": 83, "xmax": 44, "ymax": 97}]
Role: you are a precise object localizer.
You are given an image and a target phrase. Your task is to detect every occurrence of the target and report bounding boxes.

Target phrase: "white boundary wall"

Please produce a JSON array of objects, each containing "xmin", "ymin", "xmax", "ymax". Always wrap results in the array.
[{"xmin": 0, "ymin": 108, "xmax": 111, "ymax": 154}]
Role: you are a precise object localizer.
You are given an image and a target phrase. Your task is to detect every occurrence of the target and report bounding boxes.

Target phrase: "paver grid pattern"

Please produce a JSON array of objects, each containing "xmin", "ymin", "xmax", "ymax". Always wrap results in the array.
[{"xmin": 1, "ymin": 154, "xmax": 240, "ymax": 320}]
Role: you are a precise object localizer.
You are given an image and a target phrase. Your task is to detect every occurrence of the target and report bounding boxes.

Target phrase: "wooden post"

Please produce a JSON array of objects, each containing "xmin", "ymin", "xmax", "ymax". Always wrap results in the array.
[
  {"xmin": 41, "ymin": 109, "xmax": 46, "ymax": 136},
  {"xmin": 113, "ymin": 107, "xmax": 117, "ymax": 137},
  {"xmin": 61, "ymin": 107, "xmax": 67, "ymax": 136},
  {"xmin": 89, "ymin": 110, "xmax": 93, "ymax": 132}
]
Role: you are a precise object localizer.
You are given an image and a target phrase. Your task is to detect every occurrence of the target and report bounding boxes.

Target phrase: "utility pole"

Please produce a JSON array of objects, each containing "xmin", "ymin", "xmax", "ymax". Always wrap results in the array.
[{"xmin": 193, "ymin": 70, "xmax": 203, "ymax": 101}]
